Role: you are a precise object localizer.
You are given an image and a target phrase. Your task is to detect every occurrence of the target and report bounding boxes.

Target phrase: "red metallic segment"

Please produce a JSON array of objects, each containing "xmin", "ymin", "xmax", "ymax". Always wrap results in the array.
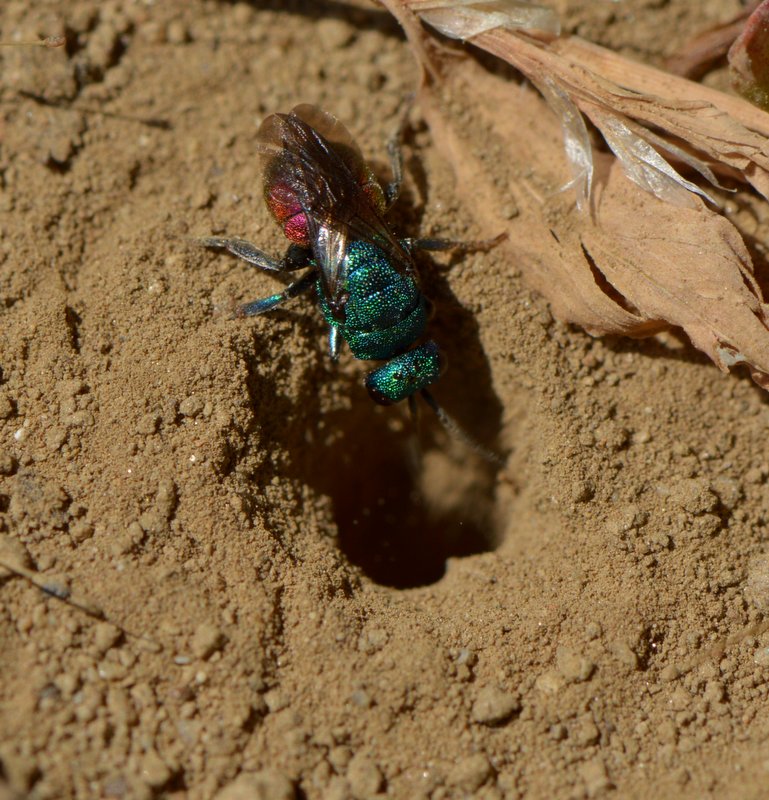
[{"xmin": 264, "ymin": 171, "xmax": 311, "ymax": 246}]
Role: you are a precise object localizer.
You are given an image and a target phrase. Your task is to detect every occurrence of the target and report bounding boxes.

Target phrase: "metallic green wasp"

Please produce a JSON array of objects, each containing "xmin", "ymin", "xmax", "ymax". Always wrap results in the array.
[{"xmin": 205, "ymin": 104, "xmax": 501, "ymax": 430}]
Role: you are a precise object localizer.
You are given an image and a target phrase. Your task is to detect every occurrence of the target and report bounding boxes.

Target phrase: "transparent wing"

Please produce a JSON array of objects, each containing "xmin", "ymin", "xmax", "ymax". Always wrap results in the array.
[{"xmin": 258, "ymin": 105, "xmax": 415, "ymax": 315}]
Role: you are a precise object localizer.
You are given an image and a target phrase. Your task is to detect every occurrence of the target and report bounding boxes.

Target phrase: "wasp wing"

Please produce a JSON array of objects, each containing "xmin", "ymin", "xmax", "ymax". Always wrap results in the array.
[{"xmin": 258, "ymin": 105, "xmax": 415, "ymax": 316}]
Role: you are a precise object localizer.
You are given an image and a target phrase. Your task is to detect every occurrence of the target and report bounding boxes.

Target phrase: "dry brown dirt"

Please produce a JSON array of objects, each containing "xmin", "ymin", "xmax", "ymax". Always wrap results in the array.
[{"xmin": 2, "ymin": 1, "xmax": 769, "ymax": 799}]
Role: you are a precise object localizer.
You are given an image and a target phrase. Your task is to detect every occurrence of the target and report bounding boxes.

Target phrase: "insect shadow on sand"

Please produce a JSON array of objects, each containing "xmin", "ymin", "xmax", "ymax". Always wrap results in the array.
[
  {"xmin": 247, "ymin": 228, "xmax": 504, "ymax": 589},
  {"xmin": 240, "ymin": 253, "xmax": 505, "ymax": 589},
  {"xmin": 313, "ymin": 263, "xmax": 504, "ymax": 590},
  {"xmin": 209, "ymin": 105, "xmax": 505, "ymax": 588}
]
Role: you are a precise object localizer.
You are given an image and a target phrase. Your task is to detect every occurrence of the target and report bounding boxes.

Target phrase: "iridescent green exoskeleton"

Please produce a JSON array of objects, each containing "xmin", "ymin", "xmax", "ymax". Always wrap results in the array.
[{"xmin": 204, "ymin": 104, "xmax": 500, "ymax": 422}]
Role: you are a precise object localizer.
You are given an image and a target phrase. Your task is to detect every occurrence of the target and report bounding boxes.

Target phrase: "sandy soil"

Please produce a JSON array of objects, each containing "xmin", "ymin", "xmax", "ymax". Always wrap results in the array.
[{"xmin": 2, "ymin": 1, "xmax": 769, "ymax": 798}]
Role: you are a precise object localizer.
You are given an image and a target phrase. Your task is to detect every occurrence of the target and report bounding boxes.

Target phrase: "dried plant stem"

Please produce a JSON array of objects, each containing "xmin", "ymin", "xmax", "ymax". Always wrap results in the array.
[
  {"xmin": 0, "ymin": 35, "xmax": 65, "ymax": 48},
  {"xmin": 0, "ymin": 557, "xmax": 105, "ymax": 620}
]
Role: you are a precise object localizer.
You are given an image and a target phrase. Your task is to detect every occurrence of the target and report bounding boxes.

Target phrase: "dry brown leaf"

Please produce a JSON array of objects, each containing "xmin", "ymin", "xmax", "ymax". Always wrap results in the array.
[
  {"xmin": 584, "ymin": 159, "xmax": 769, "ymax": 382},
  {"xmin": 380, "ymin": 0, "xmax": 769, "ymax": 387},
  {"xmin": 729, "ymin": 0, "xmax": 769, "ymax": 110}
]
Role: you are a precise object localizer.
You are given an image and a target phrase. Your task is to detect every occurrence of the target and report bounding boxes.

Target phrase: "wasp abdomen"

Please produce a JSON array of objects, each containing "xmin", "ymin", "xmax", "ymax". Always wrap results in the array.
[
  {"xmin": 365, "ymin": 341, "xmax": 445, "ymax": 405},
  {"xmin": 264, "ymin": 178, "xmax": 311, "ymax": 246}
]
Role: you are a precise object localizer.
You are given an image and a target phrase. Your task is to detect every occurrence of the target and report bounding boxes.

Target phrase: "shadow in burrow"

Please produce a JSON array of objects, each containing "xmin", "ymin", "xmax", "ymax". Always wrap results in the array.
[{"xmin": 233, "ymin": 250, "xmax": 508, "ymax": 589}]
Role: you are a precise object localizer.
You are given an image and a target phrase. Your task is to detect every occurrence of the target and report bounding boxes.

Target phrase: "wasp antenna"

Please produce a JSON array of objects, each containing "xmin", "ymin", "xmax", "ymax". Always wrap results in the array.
[
  {"xmin": 420, "ymin": 389, "xmax": 504, "ymax": 467},
  {"xmin": 0, "ymin": 34, "xmax": 65, "ymax": 47},
  {"xmin": 407, "ymin": 394, "xmax": 418, "ymax": 423},
  {"xmin": 405, "ymin": 394, "xmax": 424, "ymax": 475}
]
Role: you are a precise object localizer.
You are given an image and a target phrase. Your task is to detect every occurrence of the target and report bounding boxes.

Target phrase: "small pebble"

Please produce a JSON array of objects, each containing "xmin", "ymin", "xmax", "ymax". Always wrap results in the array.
[
  {"xmin": 669, "ymin": 686, "xmax": 690, "ymax": 711},
  {"xmin": 320, "ymin": 776, "xmax": 350, "ymax": 800},
  {"xmin": 46, "ymin": 128, "xmax": 79, "ymax": 167},
  {"xmin": 549, "ymin": 723, "xmax": 567, "ymax": 741},
  {"xmin": 610, "ymin": 641, "xmax": 639, "ymax": 670},
  {"xmin": 231, "ymin": 3, "xmax": 254, "ymax": 26},
  {"xmin": 103, "ymin": 774, "xmax": 131, "ymax": 798},
  {"xmin": 70, "ymin": 520, "xmax": 95, "ymax": 543},
  {"xmin": 349, "ymin": 689, "xmax": 372, "ymax": 708},
  {"xmin": 98, "ymin": 661, "xmax": 127, "ymax": 681},
  {"xmin": 570, "ymin": 479, "xmax": 595, "ymax": 504},
  {"xmin": 585, "ymin": 622, "xmax": 602, "ymax": 640},
  {"xmin": 703, "ymin": 680, "xmax": 724, "ymax": 704},
  {"xmin": 357, "ymin": 627, "xmax": 388, "ymax": 653},
  {"xmin": 672, "ymin": 478, "xmax": 718, "ymax": 516},
  {"xmin": 659, "ymin": 664, "xmax": 681, "ymax": 683},
  {"xmin": 140, "ymin": 749, "xmax": 172, "ymax": 788},
  {"xmin": 56, "ymin": 378, "xmax": 85, "ymax": 400},
  {"xmin": 93, "ymin": 622, "xmax": 121, "ymax": 654},
  {"xmin": 214, "ymin": 770, "xmax": 295, "ymax": 800},
  {"xmin": 55, "ymin": 671, "xmax": 79, "ymax": 698},
  {"xmin": 471, "ymin": 686, "xmax": 520, "ymax": 725},
  {"xmin": 633, "ymin": 429, "xmax": 651, "ymax": 444},
  {"xmin": 501, "ymin": 202, "xmax": 518, "ymax": 220},
  {"xmin": 138, "ymin": 510, "xmax": 167, "ymax": 536},
  {"xmin": 572, "ymin": 717, "xmax": 600, "ymax": 747},
  {"xmin": 0, "ymin": 393, "xmax": 15, "ymax": 419},
  {"xmin": 191, "ymin": 622, "xmax": 225, "ymax": 659},
  {"xmin": 316, "ymin": 18, "xmax": 354, "ymax": 50},
  {"xmin": 45, "ymin": 427, "xmax": 68, "ymax": 451},
  {"xmin": 579, "ymin": 759, "xmax": 611, "ymax": 797},
  {"xmin": 0, "ymin": 450, "xmax": 16, "ymax": 475},
  {"xmin": 189, "ymin": 186, "xmax": 212, "ymax": 210},
  {"xmin": 446, "ymin": 754, "xmax": 492, "ymax": 792},
  {"xmin": 264, "ymin": 689, "xmax": 289, "ymax": 713},
  {"xmin": 0, "ymin": 534, "xmax": 33, "ymax": 574},
  {"xmin": 328, "ymin": 746, "xmax": 351, "ymax": 772},
  {"xmin": 166, "ymin": 20, "xmax": 190, "ymax": 45},
  {"xmin": 556, "ymin": 647, "xmax": 595, "ymax": 683},
  {"xmin": 534, "ymin": 669, "xmax": 565, "ymax": 694},
  {"xmin": 346, "ymin": 753, "xmax": 382, "ymax": 799},
  {"xmin": 155, "ymin": 480, "xmax": 177, "ymax": 519},
  {"xmin": 137, "ymin": 413, "xmax": 160, "ymax": 435},
  {"xmin": 65, "ymin": 410, "xmax": 94, "ymax": 428},
  {"xmin": 110, "ymin": 528, "xmax": 138, "ymax": 557},
  {"xmin": 657, "ymin": 719, "xmax": 677, "ymax": 744},
  {"xmin": 179, "ymin": 395, "xmax": 205, "ymax": 418},
  {"xmin": 745, "ymin": 553, "xmax": 769, "ymax": 612}
]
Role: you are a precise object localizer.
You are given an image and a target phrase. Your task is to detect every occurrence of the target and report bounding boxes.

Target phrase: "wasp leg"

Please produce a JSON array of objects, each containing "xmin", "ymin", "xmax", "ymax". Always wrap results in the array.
[
  {"xmin": 403, "ymin": 232, "xmax": 507, "ymax": 254},
  {"xmin": 236, "ymin": 268, "xmax": 317, "ymax": 318},
  {"xmin": 385, "ymin": 130, "xmax": 405, "ymax": 209},
  {"xmin": 384, "ymin": 96, "xmax": 414, "ymax": 209},
  {"xmin": 204, "ymin": 238, "xmax": 312, "ymax": 273},
  {"xmin": 406, "ymin": 393, "xmax": 424, "ymax": 475},
  {"xmin": 421, "ymin": 389, "xmax": 503, "ymax": 467},
  {"xmin": 328, "ymin": 326, "xmax": 342, "ymax": 361}
]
